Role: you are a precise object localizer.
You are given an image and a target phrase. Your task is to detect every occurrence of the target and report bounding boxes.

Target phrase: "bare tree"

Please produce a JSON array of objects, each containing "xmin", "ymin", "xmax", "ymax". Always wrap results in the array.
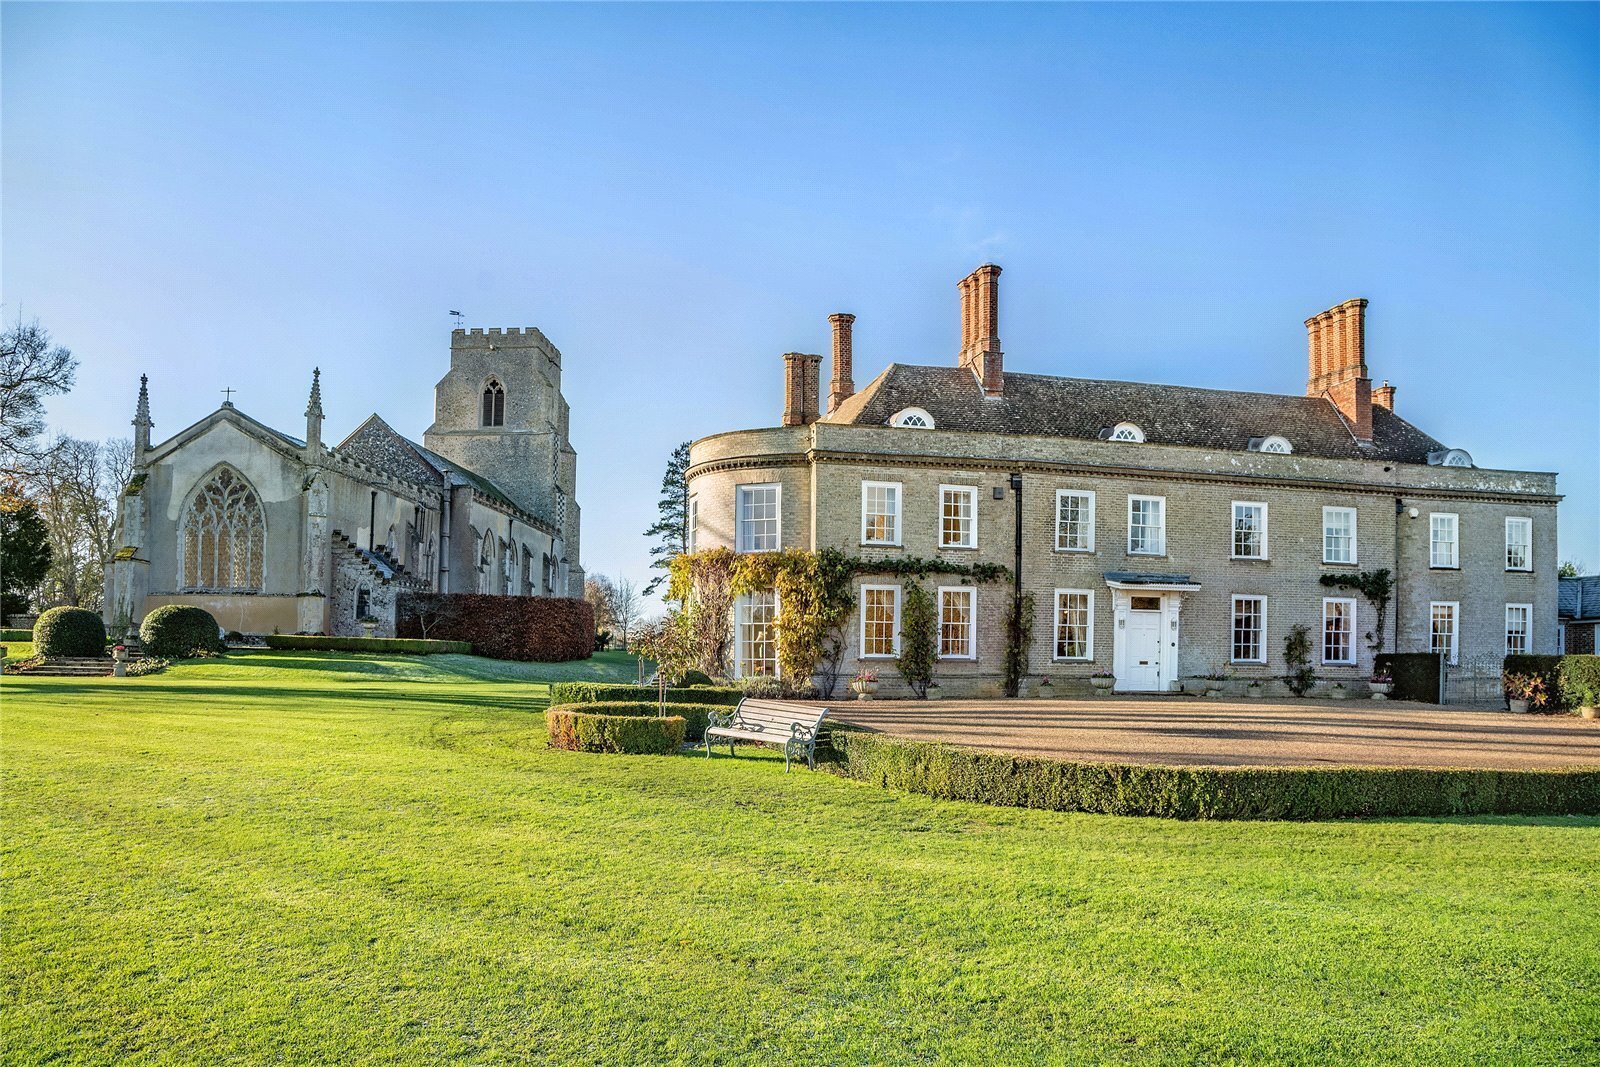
[
  {"xmin": 584, "ymin": 574, "xmax": 619, "ymax": 637},
  {"xmin": 610, "ymin": 577, "xmax": 643, "ymax": 651},
  {"xmin": 1, "ymin": 317, "xmax": 77, "ymax": 475},
  {"xmin": 26, "ymin": 436, "xmax": 130, "ymax": 609}
]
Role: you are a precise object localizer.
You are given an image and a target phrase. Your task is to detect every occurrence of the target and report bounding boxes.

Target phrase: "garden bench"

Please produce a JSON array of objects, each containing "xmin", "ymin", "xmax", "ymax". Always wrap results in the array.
[{"xmin": 704, "ymin": 698, "xmax": 829, "ymax": 772}]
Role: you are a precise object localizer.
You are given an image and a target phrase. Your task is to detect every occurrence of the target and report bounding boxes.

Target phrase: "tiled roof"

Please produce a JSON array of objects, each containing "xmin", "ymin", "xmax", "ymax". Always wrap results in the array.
[
  {"xmin": 1560, "ymin": 575, "xmax": 1600, "ymax": 622},
  {"xmin": 826, "ymin": 364, "xmax": 1447, "ymax": 464}
]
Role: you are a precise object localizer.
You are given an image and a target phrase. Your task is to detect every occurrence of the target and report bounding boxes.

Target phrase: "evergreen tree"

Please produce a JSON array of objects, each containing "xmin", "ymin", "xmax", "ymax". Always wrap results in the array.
[
  {"xmin": 643, "ymin": 441, "xmax": 691, "ymax": 597},
  {"xmin": 0, "ymin": 485, "xmax": 53, "ymax": 616}
]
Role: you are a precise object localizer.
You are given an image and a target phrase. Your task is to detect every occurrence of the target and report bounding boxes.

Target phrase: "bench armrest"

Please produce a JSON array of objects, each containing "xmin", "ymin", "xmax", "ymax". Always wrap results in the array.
[{"xmin": 706, "ymin": 709, "xmax": 738, "ymax": 731}]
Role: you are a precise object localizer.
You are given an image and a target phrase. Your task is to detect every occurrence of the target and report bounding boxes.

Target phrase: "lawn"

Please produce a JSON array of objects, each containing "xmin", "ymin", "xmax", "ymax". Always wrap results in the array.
[{"xmin": 3, "ymin": 651, "xmax": 1598, "ymax": 1066}]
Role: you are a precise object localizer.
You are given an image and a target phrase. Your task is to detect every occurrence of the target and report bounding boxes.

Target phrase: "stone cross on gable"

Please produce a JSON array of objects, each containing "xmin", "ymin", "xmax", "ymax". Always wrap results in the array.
[{"xmin": 221, "ymin": 387, "xmax": 236, "ymax": 406}]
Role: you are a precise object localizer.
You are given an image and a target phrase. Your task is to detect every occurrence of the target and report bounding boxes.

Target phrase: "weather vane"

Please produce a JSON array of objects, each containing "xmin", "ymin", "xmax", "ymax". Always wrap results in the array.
[{"xmin": 449, "ymin": 310, "xmax": 465, "ymax": 328}]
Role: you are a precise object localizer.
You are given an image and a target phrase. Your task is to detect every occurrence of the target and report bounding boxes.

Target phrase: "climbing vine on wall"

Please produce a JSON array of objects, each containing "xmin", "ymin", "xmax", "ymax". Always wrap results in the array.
[
  {"xmin": 1319, "ymin": 568, "xmax": 1393, "ymax": 654},
  {"xmin": 667, "ymin": 548, "xmax": 1010, "ymax": 687}
]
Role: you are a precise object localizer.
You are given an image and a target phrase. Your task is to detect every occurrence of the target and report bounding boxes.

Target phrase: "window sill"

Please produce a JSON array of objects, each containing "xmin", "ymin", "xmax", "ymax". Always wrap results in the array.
[
  {"xmin": 1322, "ymin": 560, "xmax": 1358, "ymax": 567},
  {"xmin": 1429, "ymin": 565, "xmax": 1461, "ymax": 571},
  {"xmin": 859, "ymin": 653, "xmax": 898, "ymax": 660},
  {"xmin": 1052, "ymin": 657, "xmax": 1093, "ymax": 663},
  {"xmin": 1505, "ymin": 569, "xmax": 1534, "ymax": 575},
  {"xmin": 1126, "ymin": 552, "xmax": 1167, "ymax": 560},
  {"xmin": 1055, "ymin": 547, "xmax": 1095, "ymax": 555},
  {"xmin": 1230, "ymin": 659, "xmax": 1267, "ymax": 666},
  {"xmin": 860, "ymin": 543, "xmax": 903, "ymax": 550},
  {"xmin": 938, "ymin": 655, "xmax": 977, "ymax": 662},
  {"xmin": 938, "ymin": 544, "xmax": 978, "ymax": 552},
  {"xmin": 1321, "ymin": 661, "xmax": 1357, "ymax": 668},
  {"xmin": 1229, "ymin": 556, "xmax": 1270, "ymax": 563}
]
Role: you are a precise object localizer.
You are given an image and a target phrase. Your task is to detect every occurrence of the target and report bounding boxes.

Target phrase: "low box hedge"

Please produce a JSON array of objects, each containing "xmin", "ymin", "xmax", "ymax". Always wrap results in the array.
[
  {"xmin": 825, "ymin": 728, "xmax": 1600, "ymax": 820},
  {"xmin": 544, "ymin": 700, "xmax": 730, "ymax": 743},
  {"xmin": 264, "ymin": 635, "xmax": 472, "ymax": 655},
  {"xmin": 546, "ymin": 705, "xmax": 686, "ymax": 755},
  {"xmin": 1374, "ymin": 652, "xmax": 1441, "ymax": 703},
  {"xmin": 0, "ymin": 628, "xmax": 32, "ymax": 643},
  {"xmin": 549, "ymin": 681, "xmax": 744, "ymax": 709},
  {"xmin": 1503, "ymin": 654, "xmax": 1600, "ymax": 710}
]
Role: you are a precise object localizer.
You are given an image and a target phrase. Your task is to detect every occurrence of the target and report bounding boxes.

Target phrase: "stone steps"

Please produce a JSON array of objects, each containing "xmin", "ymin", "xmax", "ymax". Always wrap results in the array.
[{"xmin": 11, "ymin": 657, "xmax": 114, "ymax": 677}]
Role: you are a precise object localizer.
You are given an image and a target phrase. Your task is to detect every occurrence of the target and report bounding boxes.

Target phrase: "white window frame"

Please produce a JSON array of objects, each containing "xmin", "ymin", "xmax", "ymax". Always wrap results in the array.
[
  {"xmin": 1230, "ymin": 595, "xmax": 1266, "ymax": 664},
  {"xmin": 1054, "ymin": 489, "xmax": 1095, "ymax": 553},
  {"xmin": 937, "ymin": 586, "xmax": 977, "ymax": 660},
  {"xmin": 1322, "ymin": 506, "xmax": 1357, "ymax": 565},
  {"xmin": 860, "ymin": 481, "xmax": 903, "ymax": 547},
  {"xmin": 1505, "ymin": 517, "xmax": 1532, "ymax": 572},
  {"xmin": 733, "ymin": 590, "xmax": 780, "ymax": 679},
  {"xmin": 1128, "ymin": 495, "xmax": 1166, "ymax": 556},
  {"xmin": 858, "ymin": 584, "xmax": 901, "ymax": 659},
  {"xmin": 735, "ymin": 483, "xmax": 781, "ymax": 553},
  {"xmin": 1505, "ymin": 603, "xmax": 1532, "ymax": 656},
  {"xmin": 890, "ymin": 406, "xmax": 934, "ymax": 429},
  {"xmin": 1230, "ymin": 501, "xmax": 1269, "ymax": 560},
  {"xmin": 1430, "ymin": 601, "xmax": 1459, "ymax": 665},
  {"xmin": 1429, "ymin": 512, "xmax": 1459, "ymax": 569},
  {"xmin": 687, "ymin": 494, "xmax": 699, "ymax": 553},
  {"xmin": 1110, "ymin": 422, "xmax": 1145, "ymax": 442},
  {"xmin": 938, "ymin": 485, "xmax": 978, "ymax": 550},
  {"xmin": 1052, "ymin": 588, "xmax": 1094, "ymax": 661},
  {"xmin": 1258, "ymin": 435, "xmax": 1293, "ymax": 454},
  {"xmin": 1321, "ymin": 597, "xmax": 1357, "ymax": 666}
]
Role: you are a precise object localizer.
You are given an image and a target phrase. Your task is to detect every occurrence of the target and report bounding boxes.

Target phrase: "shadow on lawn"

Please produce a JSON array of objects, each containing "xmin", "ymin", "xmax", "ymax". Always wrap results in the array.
[{"xmin": 12, "ymin": 679, "xmax": 550, "ymax": 715}]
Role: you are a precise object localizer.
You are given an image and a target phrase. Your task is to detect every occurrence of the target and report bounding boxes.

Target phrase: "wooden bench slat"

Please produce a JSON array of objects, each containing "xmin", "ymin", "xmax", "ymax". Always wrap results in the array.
[{"xmin": 703, "ymin": 699, "xmax": 830, "ymax": 772}]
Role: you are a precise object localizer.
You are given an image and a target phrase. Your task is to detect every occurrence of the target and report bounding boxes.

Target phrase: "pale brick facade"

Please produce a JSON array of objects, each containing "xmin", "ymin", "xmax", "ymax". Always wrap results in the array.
[{"xmin": 689, "ymin": 267, "xmax": 1561, "ymax": 698}]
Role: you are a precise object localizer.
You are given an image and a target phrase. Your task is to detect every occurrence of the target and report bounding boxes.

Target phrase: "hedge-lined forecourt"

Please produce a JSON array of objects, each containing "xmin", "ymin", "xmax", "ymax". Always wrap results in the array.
[
  {"xmin": 825, "ymin": 729, "xmax": 1600, "ymax": 820},
  {"xmin": 549, "ymin": 681, "xmax": 744, "ymax": 709},
  {"xmin": 1374, "ymin": 652, "xmax": 1442, "ymax": 703},
  {"xmin": 396, "ymin": 593, "xmax": 593, "ymax": 662},
  {"xmin": 546, "ymin": 704, "xmax": 686, "ymax": 755},
  {"xmin": 34, "ymin": 607, "xmax": 107, "ymax": 658},
  {"xmin": 1503, "ymin": 654, "xmax": 1600, "ymax": 711},
  {"xmin": 542, "ymin": 700, "xmax": 732, "ymax": 743},
  {"xmin": 265, "ymin": 635, "xmax": 472, "ymax": 655},
  {"xmin": 139, "ymin": 605, "xmax": 225, "ymax": 659}
]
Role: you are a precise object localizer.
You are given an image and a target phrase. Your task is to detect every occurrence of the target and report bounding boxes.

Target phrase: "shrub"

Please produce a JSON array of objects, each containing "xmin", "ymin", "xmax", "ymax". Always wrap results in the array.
[
  {"xmin": 264, "ymin": 635, "xmax": 471, "ymax": 655},
  {"xmin": 1282, "ymin": 624, "xmax": 1315, "ymax": 697},
  {"xmin": 543, "ymin": 699, "xmax": 731, "ymax": 743},
  {"xmin": 125, "ymin": 657, "xmax": 170, "ymax": 677},
  {"xmin": 595, "ymin": 629, "xmax": 613, "ymax": 651},
  {"xmin": 825, "ymin": 728, "xmax": 1600, "ymax": 820},
  {"xmin": 735, "ymin": 675, "xmax": 818, "ymax": 700},
  {"xmin": 677, "ymin": 669, "xmax": 714, "ymax": 688},
  {"xmin": 549, "ymin": 681, "xmax": 743, "ymax": 708},
  {"xmin": 139, "ymin": 605, "xmax": 225, "ymax": 659},
  {"xmin": 0, "ymin": 628, "xmax": 33, "ymax": 642},
  {"xmin": 1374, "ymin": 653, "xmax": 1442, "ymax": 703},
  {"xmin": 34, "ymin": 607, "xmax": 107, "ymax": 658},
  {"xmin": 1503, "ymin": 654, "xmax": 1600, "ymax": 711},
  {"xmin": 396, "ymin": 593, "xmax": 593, "ymax": 662},
  {"xmin": 546, "ymin": 705, "xmax": 686, "ymax": 754}
]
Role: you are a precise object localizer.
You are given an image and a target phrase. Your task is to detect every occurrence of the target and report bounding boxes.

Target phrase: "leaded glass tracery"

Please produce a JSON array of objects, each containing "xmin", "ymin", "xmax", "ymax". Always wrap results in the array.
[{"xmin": 179, "ymin": 467, "xmax": 265, "ymax": 591}]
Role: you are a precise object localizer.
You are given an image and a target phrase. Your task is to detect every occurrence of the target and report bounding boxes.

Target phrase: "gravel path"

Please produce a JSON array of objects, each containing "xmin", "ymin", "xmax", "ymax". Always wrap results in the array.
[{"xmin": 834, "ymin": 697, "xmax": 1600, "ymax": 769}]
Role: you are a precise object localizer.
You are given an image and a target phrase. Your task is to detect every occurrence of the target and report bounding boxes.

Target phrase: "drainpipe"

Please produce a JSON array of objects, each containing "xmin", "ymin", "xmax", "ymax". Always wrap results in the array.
[
  {"xmin": 1010, "ymin": 472, "xmax": 1024, "ymax": 696},
  {"xmin": 439, "ymin": 492, "xmax": 452, "ymax": 594},
  {"xmin": 368, "ymin": 491, "xmax": 377, "ymax": 552},
  {"xmin": 1392, "ymin": 497, "xmax": 1403, "ymax": 653}
]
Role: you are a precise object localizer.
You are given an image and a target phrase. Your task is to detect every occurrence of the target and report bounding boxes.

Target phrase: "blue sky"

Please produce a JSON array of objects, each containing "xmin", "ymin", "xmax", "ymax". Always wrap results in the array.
[{"xmin": 5, "ymin": 2, "xmax": 1597, "ymax": 591}]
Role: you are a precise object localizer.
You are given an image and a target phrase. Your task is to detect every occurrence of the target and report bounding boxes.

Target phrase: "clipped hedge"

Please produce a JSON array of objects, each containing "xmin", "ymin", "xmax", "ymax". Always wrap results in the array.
[
  {"xmin": 34, "ymin": 607, "xmax": 107, "ymax": 658},
  {"xmin": 1374, "ymin": 652, "xmax": 1441, "ymax": 703},
  {"xmin": 0, "ymin": 628, "xmax": 32, "ymax": 642},
  {"xmin": 825, "ymin": 729, "xmax": 1600, "ymax": 820},
  {"xmin": 549, "ymin": 681, "xmax": 744, "ymax": 709},
  {"xmin": 544, "ymin": 699, "xmax": 731, "ymax": 743},
  {"xmin": 396, "ymin": 593, "xmax": 594, "ymax": 662},
  {"xmin": 264, "ymin": 635, "xmax": 472, "ymax": 655},
  {"xmin": 140, "ymin": 605, "xmax": 225, "ymax": 659},
  {"xmin": 1503, "ymin": 654, "xmax": 1600, "ymax": 711},
  {"xmin": 546, "ymin": 705, "xmax": 686, "ymax": 755}
]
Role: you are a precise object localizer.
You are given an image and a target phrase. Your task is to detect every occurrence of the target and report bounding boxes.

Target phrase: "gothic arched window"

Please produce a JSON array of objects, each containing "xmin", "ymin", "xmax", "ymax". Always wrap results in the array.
[
  {"xmin": 179, "ymin": 466, "xmax": 266, "ymax": 591},
  {"xmin": 482, "ymin": 379, "xmax": 505, "ymax": 427}
]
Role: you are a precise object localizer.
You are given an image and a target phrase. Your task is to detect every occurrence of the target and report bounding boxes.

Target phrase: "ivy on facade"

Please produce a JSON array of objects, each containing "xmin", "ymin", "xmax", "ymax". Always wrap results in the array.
[{"xmin": 1319, "ymin": 568, "xmax": 1393, "ymax": 654}]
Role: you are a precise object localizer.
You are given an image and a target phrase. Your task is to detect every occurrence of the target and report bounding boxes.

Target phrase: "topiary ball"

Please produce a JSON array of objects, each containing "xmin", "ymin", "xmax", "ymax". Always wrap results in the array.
[
  {"xmin": 33, "ymin": 606, "xmax": 108, "ymax": 658},
  {"xmin": 140, "ymin": 605, "xmax": 225, "ymax": 659},
  {"xmin": 676, "ymin": 669, "xmax": 714, "ymax": 688}
]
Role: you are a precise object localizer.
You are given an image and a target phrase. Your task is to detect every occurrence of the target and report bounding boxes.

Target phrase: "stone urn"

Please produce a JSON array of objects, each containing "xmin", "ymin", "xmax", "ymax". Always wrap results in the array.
[
  {"xmin": 112, "ymin": 645, "xmax": 129, "ymax": 678},
  {"xmin": 850, "ymin": 678, "xmax": 879, "ymax": 700},
  {"xmin": 924, "ymin": 685, "xmax": 943, "ymax": 701},
  {"xmin": 1245, "ymin": 684, "xmax": 1265, "ymax": 699},
  {"xmin": 1329, "ymin": 685, "xmax": 1349, "ymax": 700},
  {"xmin": 360, "ymin": 619, "xmax": 378, "ymax": 639},
  {"xmin": 1369, "ymin": 680, "xmax": 1393, "ymax": 701},
  {"xmin": 1090, "ymin": 675, "xmax": 1115, "ymax": 692}
]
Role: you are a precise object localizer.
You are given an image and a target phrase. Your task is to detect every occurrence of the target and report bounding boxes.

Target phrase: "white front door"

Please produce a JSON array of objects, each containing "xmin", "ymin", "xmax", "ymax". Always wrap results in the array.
[{"xmin": 1123, "ymin": 601, "xmax": 1163, "ymax": 691}]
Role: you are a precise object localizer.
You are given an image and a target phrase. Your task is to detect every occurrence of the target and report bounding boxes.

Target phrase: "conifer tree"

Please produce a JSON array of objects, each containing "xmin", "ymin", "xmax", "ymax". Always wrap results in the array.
[{"xmin": 643, "ymin": 442, "xmax": 691, "ymax": 597}]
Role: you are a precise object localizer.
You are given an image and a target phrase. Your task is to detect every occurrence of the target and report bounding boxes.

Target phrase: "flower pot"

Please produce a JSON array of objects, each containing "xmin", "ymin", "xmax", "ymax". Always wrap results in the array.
[
  {"xmin": 1580, "ymin": 706, "xmax": 1597, "ymax": 720},
  {"xmin": 1369, "ymin": 681, "xmax": 1393, "ymax": 701},
  {"xmin": 1090, "ymin": 677, "xmax": 1115, "ymax": 692},
  {"xmin": 1508, "ymin": 698, "xmax": 1529, "ymax": 713},
  {"xmin": 850, "ymin": 681, "xmax": 878, "ymax": 700}
]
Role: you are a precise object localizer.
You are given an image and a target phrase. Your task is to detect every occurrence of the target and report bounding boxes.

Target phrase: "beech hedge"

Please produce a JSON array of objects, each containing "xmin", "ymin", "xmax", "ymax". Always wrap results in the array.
[
  {"xmin": 1503, "ymin": 654, "xmax": 1600, "ymax": 711},
  {"xmin": 549, "ymin": 681, "xmax": 744, "ymax": 709},
  {"xmin": 396, "ymin": 593, "xmax": 594, "ymax": 662},
  {"xmin": 265, "ymin": 635, "xmax": 471, "ymax": 655},
  {"xmin": 0, "ymin": 628, "xmax": 33, "ymax": 642},
  {"xmin": 543, "ymin": 699, "xmax": 731, "ymax": 743},
  {"xmin": 825, "ymin": 728, "xmax": 1600, "ymax": 820},
  {"xmin": 546, "ymin": 704, "xmax": 686, "ymax": 755}
]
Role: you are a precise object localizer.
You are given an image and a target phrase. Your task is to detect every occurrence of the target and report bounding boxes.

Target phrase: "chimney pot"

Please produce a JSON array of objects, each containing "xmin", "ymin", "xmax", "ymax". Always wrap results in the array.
[
  {"xmin": 958, "ymin": 264, "xmax": 1004, "ymax": 397},
  {"xmin": 828, "ymin": 313, "xmax": 855, "ymax": 412},
  {"xmin": 1305, "ymin": 298, "xmax": 1372, "ymax": 441}
]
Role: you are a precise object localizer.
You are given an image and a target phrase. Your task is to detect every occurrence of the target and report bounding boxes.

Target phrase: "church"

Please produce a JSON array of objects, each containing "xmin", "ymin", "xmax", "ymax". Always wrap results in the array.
[{"xmin": 104, "ymin": 326, "xmax": 583, "ymax": 638}]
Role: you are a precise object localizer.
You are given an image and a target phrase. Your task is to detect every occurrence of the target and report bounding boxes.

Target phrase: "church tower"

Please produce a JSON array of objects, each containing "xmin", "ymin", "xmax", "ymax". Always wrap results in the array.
[{"xmin": 422, "ymin": 327, "xmax": 582, "ymax": 593}]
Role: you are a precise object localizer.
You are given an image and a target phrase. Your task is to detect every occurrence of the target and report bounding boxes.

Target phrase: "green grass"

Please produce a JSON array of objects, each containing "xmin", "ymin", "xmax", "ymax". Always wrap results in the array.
[
  {"xmin": 4, "ymin": 651, "xmax": 1598, "ymax": 1065},
  {"xmin": 2, "ymin": 641, "xmax": 35, "ymax": 665}
]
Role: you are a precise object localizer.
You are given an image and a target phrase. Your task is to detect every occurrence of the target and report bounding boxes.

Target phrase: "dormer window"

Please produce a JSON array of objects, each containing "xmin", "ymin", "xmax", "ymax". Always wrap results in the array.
[
  {"xmin": 1251, "ymin": 435, "xmax": 1293, "ymax": 454},
  {"xmin": 481, "ymin": 379, "xmax": 505, "ymax": 427},
  {"xmin": 890, "ymin": 407, "xmax": 934, "ymax": 429},
  {"xmin": 1107, "ymin": 422, "xmax": 1144, "ymax": 443},
  {"xmin": 1427, "ymin": 448, "xmax": 1474, "ymax": 468}
]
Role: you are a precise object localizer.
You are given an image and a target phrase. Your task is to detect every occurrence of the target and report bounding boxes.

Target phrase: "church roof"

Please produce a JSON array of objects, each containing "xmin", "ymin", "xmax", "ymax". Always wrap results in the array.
[
  {"xmin": 334, "ymin": 414, "xmax": 537, "ymax": 522},
  {"xmin": 822, "ymin": 363, "xmax": 1446, "ymax": 464}
]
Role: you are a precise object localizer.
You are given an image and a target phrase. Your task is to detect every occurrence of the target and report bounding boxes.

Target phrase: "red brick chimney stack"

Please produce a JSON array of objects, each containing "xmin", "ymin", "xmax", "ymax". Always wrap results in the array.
[
  {"xmin": 781, "ymin": 351, "xmax": 822, "ymax": 426},
  {"xmin": 1372, "ymin": 380, "xmax": 1396, "ymax": 412},
  {"xmin": 1305, "ymin": 298, "xmax": 1373, "ymax": 442},
  {"xmin": 828, "ymin": 313, "xmax": 855, "ymax": 412},
  {"xmin": 958, "ymin": 263, "xmax": 1004, "ymax": 397}
]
